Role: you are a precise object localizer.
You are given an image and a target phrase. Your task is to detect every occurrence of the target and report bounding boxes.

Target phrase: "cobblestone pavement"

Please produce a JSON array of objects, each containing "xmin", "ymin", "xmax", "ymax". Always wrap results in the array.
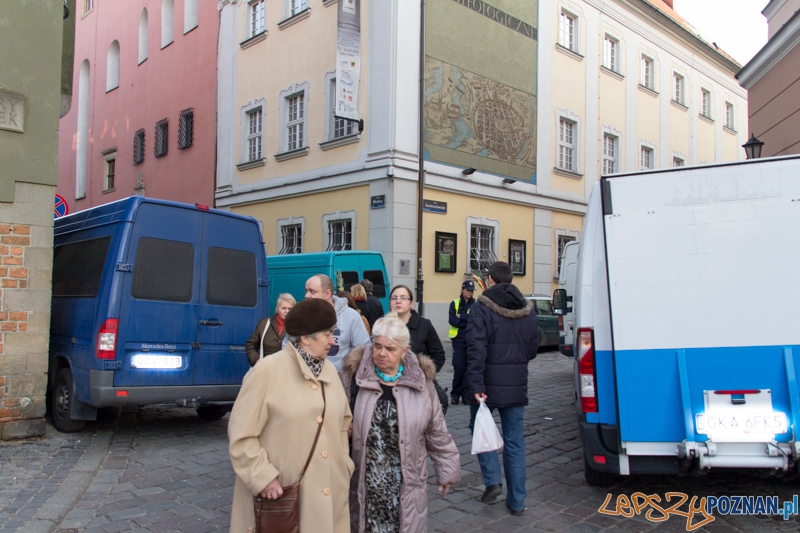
[{"xmin": 1, "ymin": 349, "xmax": 799, "ymax": 532}]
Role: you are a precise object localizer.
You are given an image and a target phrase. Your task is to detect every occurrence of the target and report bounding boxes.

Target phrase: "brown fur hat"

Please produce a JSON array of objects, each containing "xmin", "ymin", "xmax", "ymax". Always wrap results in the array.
[{"xmin": 284, "ymin": 298, "xmax": 337, "ymax": 336}]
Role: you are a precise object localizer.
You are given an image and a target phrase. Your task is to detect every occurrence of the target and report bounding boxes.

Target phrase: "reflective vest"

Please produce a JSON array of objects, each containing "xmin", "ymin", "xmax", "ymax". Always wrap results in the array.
[{"xmin": 448, "ymin": 298, "xmax": 471, "ymax": 338}]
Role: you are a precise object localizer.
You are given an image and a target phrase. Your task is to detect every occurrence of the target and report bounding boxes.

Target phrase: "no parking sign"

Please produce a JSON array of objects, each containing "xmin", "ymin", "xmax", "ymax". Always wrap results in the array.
[{"xmin": 54, "ymin": 194, "xmax": 69, "ymax": 219}]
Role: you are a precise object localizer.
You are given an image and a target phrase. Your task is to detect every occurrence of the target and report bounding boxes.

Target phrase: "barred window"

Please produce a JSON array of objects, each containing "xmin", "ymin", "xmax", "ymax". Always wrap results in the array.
[
  {"xmin": 154, "ymin": 118, "xmax": 168, "ymax": 158},
  {"xmin": 133, "ymin": 129, "xmax": 145, "ymax": 165},
  {"xmin": 326, "ymin": 219, "xmax": 352, "ymax": 251},
  {"xmin": 557, "ymin": 235, "xmax": 577, "ymax": 277},
  {"xmin": 280, "ymin": 223, "xmax": 303, "ymax": 254},
  {"xmin": 178, "ymin": 108, "xmax": 194, "ymax": 150},
  {"xmin": 470, "ymin": 225, "xmax": 497, "ymax": 272}
]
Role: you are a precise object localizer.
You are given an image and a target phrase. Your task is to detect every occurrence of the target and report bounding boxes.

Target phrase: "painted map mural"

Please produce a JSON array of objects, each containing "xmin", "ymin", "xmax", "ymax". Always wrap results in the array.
[{"xmin": 424, "ymin": 57, "xmax": 537, "ymax": 170}]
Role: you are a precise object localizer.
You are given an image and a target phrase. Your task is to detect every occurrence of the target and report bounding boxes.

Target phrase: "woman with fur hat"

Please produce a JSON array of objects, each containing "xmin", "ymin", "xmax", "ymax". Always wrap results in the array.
[
  {"xmin": 228, "ymin": 298, "xmax": 354, "ymax": 533},
  {"xmin": 339, "ymin": 315, "xmax": 460, "ymax": 533}
]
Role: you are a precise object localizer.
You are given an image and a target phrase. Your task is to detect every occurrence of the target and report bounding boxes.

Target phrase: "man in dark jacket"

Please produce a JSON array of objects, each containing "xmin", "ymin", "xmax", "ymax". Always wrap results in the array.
[
  {"xmin": 358, "ymin": 279, "xmax": 385, "ymax": 326},
  {"xmin": 465, "ymin": 261, "xmax": 539, "ymax": 516},
  {"xmin": 448, "ymin": 280, "xmax": 475, "ymax": 404}
]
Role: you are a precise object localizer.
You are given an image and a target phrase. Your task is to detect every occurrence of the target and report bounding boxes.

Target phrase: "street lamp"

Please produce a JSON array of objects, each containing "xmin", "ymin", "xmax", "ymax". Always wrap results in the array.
[{"xmin": 742, "ymin": 134, "xmax": 764, "ymax": 160}]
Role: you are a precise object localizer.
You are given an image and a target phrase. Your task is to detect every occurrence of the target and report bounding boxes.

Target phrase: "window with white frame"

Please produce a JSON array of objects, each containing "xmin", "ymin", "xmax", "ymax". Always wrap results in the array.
[
  {"xmin": 106, "ymin": 41, "xmax": 120, "ymax": 92},
  {"xmin": 161, "ymin": 0, "xmax": 174, "ymax": 48},
  {"xmin": 558, "ymin": 10, "xmax": 578, "ymax": 52},
  {"xmin": 154, "ymin": 118, "xmax": 169, "ymax": 158},
  {"xmin": 701, "ymin": 89, "xmax": 712, "ymax": 118},
  {"xmin": 184, "ymin": 0, "xmax": 199, "ymax": 34},
  {"xmin": 673, "ymin": 72, "xmax": 685, "ymax": 105},
  {"xmin": 640, "ymin": 55, "xmax": 654, "ymax": 90},
  {"xmin": 278, "ymin": 84, "xmax": 309, "ymax": 156},
  {"xmin": 104, "ymin": 153, "xmax": 116, "ymax": 192},
  {"xmin": 322, "ymin": 211, "xmax": 356, "ymax": 252},
  {"xmin": 557, "ymin": 235, "xmax": 576, "ymax": 277},
  {"xmin": 84, "ymin": 0, "xmax": 94, "ymax": 15},
  {"xmin": 138, "ymin": 9, "xmax": 149, "ymax": 64},
  {"xmin": 725, "ymin": 101, "xmax": 735, "ymax": 130},
  {"xmin": 247, "ymin": 107, "xmax": 263, "ymax": 161},
  {"xmin": 250, "ymin": 0, "xmax": 266, "ymax": 37},
  {"xmin": 602, "ymin": 133, "xmax": 618, "ymax": 175},
  {"xmin": 558, "ymin": 117, "xmax": 576, "ymax": 172},
  {"xmin": 470, "ymin": 225, "xmax": 497, "ymax": 272},
  {"xmin": 603, "ymin": 35, "xmax": 619, "ymax": 72},
  {"xmin": 672, "ymin": 156, "xmax": 685, "ymax": 167},
  {"xmin": 287, "ymin": 94, "xmax": 304, "ymax": 151},
  {"xmin": 290, "ymin": 0, "xmax": 307, "ymax": 16},
  {"xmin": 640, "ymin": 145, "xmax": 654, "ymax": 170},
  {"xmin": 280, "ymin": 224, "xmax": 303, "ymax": 254}
]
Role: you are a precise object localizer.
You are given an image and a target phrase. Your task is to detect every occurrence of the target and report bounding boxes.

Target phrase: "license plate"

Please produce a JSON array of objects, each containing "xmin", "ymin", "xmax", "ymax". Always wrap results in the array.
[
  {"xmin": 696, "ymin": 389, "xmax": 789, "ymax": 442},
  {"xmin": 130, "ymin": 355, "xmax": 182, "ymax": 369},
  {"xmin": 696, "ymin": 413, "xmax": 788, "ymax": 435}
]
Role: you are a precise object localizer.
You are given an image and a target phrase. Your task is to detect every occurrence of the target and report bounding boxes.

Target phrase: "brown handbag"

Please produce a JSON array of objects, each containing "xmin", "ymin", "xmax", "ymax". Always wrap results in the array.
[{"xmin": 253, "ymin": 383, "xmax": 326, "ymax": 533}]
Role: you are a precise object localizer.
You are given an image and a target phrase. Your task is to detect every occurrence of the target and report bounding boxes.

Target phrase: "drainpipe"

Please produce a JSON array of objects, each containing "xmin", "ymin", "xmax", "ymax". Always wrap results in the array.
[{"xmin": 416, "ymin": 0, "xmax": 426, "ymax": 315}]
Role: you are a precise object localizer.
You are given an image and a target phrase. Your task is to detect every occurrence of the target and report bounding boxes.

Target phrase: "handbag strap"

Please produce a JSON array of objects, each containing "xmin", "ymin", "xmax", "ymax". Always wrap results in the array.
[
  {"xmin": 298, "ymin": 383, "xmax": 326, "ymax": 481},
  {"xmin": 258, "ymin": 318, "xmax": 271, "ymax": 360}
]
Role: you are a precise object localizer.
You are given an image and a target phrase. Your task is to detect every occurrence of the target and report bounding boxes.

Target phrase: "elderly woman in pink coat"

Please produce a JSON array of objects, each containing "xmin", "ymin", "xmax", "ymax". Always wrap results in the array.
[{"xmin": 340, "ymin": 314, "xmax": 461, "ymax": 533}]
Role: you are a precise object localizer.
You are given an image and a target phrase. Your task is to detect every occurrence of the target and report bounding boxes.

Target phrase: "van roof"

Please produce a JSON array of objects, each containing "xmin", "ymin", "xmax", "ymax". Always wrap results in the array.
[{"xmin": 266, "ymin": 250, "xmax": 384, "ymax": 267}]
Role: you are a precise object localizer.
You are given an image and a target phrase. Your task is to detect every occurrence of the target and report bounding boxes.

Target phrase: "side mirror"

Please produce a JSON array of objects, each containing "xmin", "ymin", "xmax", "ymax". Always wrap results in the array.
[{"xmin": 553, "ymin": 289, "xmax": 568, "ymax": 314}]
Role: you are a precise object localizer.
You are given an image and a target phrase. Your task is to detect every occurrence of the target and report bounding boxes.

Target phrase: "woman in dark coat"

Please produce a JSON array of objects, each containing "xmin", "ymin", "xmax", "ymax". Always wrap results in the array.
[
  {"xmin": 244, "ymin": 292, "xmax": 296, "ymax": 366},
  {"xmin": 388, "ymin": 285, "xmax": 445, "ymax": 372}
]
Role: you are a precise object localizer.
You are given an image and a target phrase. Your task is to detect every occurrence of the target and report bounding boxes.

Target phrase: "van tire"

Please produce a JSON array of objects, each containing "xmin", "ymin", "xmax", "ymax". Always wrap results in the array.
[
  {"xmin": 52, "ymin": 369, "xmax": 88, "ymax": 433},
  {"xmin": 196, "ymin": 406, "xmax": 227, "ymax": 420},
  {"xmin": 584, "ymin": 457, "xmax": 616, "ymax": 486}
]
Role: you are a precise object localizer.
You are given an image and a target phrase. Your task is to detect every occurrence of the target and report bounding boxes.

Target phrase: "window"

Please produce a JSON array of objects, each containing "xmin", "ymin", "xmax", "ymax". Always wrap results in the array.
[
  {"xmin": 206, "ymin": 247, "xmax": 257, "ymax": 307},
  {"xmin": 330, "ymin": 79, "xmax": 355, "ymax": 139},
  {"xmin": 673, "ymin": 73, "xmax": 684, "ymax": 105},
  {"xmin": 52, "ymin": 237, "xmax": 110, "ymax": 297},
  {"xmin": 558, "ymin": 118, "xmax": 576, "ymax": 172},
  {"xmin": 133, "ymin": 129, "xmax": 145, "ymax": 165},
  {"xmin": 184, "ymin": 0, "xmax": 199, "ymax": 34},
  {"xmin": 290, "ymin": 0, "xmax": 307, "ymax": 16},
  {"xmin": 83, "ymin": 0, "xmax": 94, "ymax": 15},
  {"xmin": 602, "ymin": 133, "xmax": 618, "ymax": 175},
  {"xmin": 701, "ymin": 89, "xmax": 711, "ymax": 118},
  {"xmin": 672, "ymin": 156, "xmax": 685, "ymax": 167},
  {"xmin": 138, "ymin": 9, "xmax": 149, "ymax": 64},
  {"xmin": 326, "ymin": 219, "xmax": 352, "ymax": 251},
  {"xmin": 603, "ymin": 35, "xmax": 619, "ymax": 72},
  {"xmin": 106, "ymin": 41, "xmax": 120, "ymax": 92},
  {"xmin": 280, "ymin": 224, "xmax": 303, "ymax": 254},
  {"xmin": 104, "ymin": 155, "xmax": 116, "ymax": 191},
  {"xmin": 250, "ymin": 0, "xmax": 266, "ymax": 36},
  {"xmin": 161, "ymin": 0, "xmax": 174, "ymax": 48},
  {"xmin": 725, "ymin": 102, "xmax": 735, "ymax": 130},
  {"xmin": 178, "ymin": 108, "xmax": 194, "ymax": 150},
  {"xmin": 558, "ymin": 10, "xmax": 577, "ymax": 52},
  {"xmin": 470, "ymin": 225, "xmax": 497, "ymax": 272},
  {"xmin": 640, "ymin": 145, "xmax": 654, "ymax": 170},
  {"xmin": 154, "ymin": 118, "xmax": 168, "ymax": 158},
  {"xmin": 287, "ymin": 93, "xmax": 304, "ymax": 151},
  {"xmin": 247, "ymin": 108, "xmax": 263, "ymax": 161},
  {"xmin": 640, "ymin": 55, "xmax": 654, "ymax": 90},
  {"xmin": 132, "ymin": 238, "xmax": 194, "ymax": 302},
  {"xmin": 362, "ymin": 270, "xmax": 387, "ymax": 298},
  {"xmin": 557, "ymin": 235, "xmax": 576, "ymax": 277}
]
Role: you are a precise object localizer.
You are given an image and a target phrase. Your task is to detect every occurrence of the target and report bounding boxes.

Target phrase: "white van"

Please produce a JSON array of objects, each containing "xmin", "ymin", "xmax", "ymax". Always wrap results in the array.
[{"xmin": 556, "ymin": 240, "xmax": 579, "ymax": 356}]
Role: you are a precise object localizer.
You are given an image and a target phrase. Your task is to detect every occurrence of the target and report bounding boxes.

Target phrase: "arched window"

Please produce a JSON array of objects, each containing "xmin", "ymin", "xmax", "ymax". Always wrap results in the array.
[
  {"xmin": 184, "ymin": 0, "xmax": 198, "ymax": 33},
  {"xmin": 106, "ymin": 40, "xmax": 120, "ymax": 92},
  {"xmin": 138, "ymin": 9, "xmax": 148, "ymax": 64},
  {"xmin": 161, "ymin": 0, "xmax": 174, "ymax": 48},
  {"xmin": 76, "ymin": 60, "xmax": 90, "ymax": 200}
]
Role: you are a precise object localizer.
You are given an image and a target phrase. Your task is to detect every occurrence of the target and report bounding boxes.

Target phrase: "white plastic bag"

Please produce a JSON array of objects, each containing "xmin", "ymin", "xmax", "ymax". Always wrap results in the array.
[{"xmin": 471, "ymin": 400, "xmax": 504, "ymax": 454}]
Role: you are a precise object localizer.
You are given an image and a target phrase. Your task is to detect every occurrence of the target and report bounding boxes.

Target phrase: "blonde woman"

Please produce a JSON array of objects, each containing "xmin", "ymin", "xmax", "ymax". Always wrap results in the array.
[{"xmin": 245, "ymin": 293, "xmax": 296, "ymax": 366}]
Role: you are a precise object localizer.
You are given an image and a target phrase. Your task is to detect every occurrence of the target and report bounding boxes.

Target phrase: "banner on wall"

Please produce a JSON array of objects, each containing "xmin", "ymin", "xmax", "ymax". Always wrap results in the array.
[{"xmin": 335, "ymin": 0, "xmax": 360, "ymax": 121}]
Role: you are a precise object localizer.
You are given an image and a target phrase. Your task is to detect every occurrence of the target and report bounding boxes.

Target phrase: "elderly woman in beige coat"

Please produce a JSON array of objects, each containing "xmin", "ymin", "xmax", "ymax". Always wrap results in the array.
[
  {"xmin": 340, "ymin": 315, "xmax": 461, "ymax": 533},
  {"xmin": 229, "ymin": 298, "xmax": 354, "ymax": 533}
]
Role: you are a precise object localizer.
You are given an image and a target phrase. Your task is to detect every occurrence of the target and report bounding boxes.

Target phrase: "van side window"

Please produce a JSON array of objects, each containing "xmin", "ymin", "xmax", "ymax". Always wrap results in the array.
[
  {"xmin": 53, "ymin": 237, "xmax": 111, "ymax": 297},
  {"xmin": 362, "ymin": 270, "xmax": 386, "ymax": 298},
  {"xmin": 206, "ymin": 247, "xmax": 257, "ymax": 307},
  {"xmin": 340, "ymin": 270, "xmax": 359, "ymax": 292},
  {"xmin": 131, "ymin": 238, "xmax": 194, "ymax": 302}
]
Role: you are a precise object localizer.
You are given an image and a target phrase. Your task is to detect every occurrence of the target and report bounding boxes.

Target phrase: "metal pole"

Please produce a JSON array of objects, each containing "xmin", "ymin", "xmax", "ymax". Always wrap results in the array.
[{"xmin": 416, "ymin": 0, "xmax": 426, "ymax": 316}]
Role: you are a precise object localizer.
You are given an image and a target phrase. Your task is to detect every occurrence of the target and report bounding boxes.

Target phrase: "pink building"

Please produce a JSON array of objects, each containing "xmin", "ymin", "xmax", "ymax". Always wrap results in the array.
[{"xmin": 57, "ymin": 0, "xmax": 217, "ymax": 212}]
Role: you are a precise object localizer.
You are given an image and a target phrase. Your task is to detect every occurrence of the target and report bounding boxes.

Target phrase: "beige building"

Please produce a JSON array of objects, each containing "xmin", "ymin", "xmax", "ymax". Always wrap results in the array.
[
  {"xmin": 737, "ymin": 0, "xmax": 800, "ymax": 157},
  {"xmin": 215, "ymin": 0, "xmax": 746, "ymax": 338}
]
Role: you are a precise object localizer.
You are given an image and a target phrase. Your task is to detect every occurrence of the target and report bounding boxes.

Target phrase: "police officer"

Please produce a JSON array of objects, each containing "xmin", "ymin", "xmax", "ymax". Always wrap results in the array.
[{"xmin": 448, "ymin": 280, "xmax": 475, "ymax": 404}]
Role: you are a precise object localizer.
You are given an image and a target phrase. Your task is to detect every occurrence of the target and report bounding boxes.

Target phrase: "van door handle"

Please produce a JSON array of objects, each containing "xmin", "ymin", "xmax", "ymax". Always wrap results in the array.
[{"xmin": 199, "ymin": 320, "xmax": 223, "ymax": 326}]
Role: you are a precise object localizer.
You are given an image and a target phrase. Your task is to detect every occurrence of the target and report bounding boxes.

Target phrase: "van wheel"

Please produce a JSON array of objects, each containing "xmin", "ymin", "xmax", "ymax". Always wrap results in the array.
[
  {"xmin": 584, "ymin": 457, "xmax": 616, "ymax": 486},
  {"xmin": 52, "ymin": 369, "xmax": 87, "ymax": 433},
  {"xmin": 196, "ymin": 406, "xmax": 227, "ymax": 420}
]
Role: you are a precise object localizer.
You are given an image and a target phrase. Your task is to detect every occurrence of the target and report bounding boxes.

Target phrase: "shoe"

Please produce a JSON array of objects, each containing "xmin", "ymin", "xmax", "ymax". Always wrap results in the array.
[
  {"xmin": 451, "ymin": 397, "xmax": 460, "ymax": 405},
  {"xmin": 507, "ymin": 505, "xmax": 527, "ymax": 516},
  {"xmin": 480, "ymin": 484, "xmax": 503, "ymax": 503}
]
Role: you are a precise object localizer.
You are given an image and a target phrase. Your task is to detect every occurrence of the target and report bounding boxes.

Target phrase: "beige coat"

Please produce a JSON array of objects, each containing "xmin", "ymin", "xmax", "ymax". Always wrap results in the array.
[
  {"xmin": 340, "ymin": 346, "xmax": 461, "ymax": 533},
  {"xmin": 228, "ymin": 343, "xmax": 354, "ymax": 533}
]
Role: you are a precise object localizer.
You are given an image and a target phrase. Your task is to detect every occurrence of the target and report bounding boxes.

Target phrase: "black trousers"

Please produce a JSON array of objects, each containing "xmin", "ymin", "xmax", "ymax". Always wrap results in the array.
[{"xmin": 451, "ymin": 338, "xmax": 468, "ymax": 401}]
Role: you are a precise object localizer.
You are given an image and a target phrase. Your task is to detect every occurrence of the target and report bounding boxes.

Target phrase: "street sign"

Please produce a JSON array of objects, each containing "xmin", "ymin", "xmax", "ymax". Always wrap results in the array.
[{"xmin": 54, "ymin": 194, "xmax": 69, "ymax": 219}]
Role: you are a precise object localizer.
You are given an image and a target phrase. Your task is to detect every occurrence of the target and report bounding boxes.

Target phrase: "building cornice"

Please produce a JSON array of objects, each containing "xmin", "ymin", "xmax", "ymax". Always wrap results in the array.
[
  {"xmin": 737, "ymin": 9, "xmax": 800, "ymax": 89},
  {"xmin": 762, "ymin": 0, "xmax": 787, "ymax": 21}
]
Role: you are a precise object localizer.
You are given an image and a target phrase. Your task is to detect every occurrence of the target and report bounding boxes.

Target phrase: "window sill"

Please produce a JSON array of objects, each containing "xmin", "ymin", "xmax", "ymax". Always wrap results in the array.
[
  {"xmin": 638, "ymin": 84, "xmax": 659, "ymax": 98},
  {"xmin": 600, "ymin": 66, "xmax": 623, "ymax": 81},
  {"xmin": 723, "ymin": 125, "xmax": 737, "ymax": 135},
  {"xmin": 236, "ymin": 159, "xmax": 266, "ymax": 171},
  {"xmin": 699, "ymin": 114, "xmax": 714, "ymax": 125},
  {"xmin": 102, "ymin": 188, "xmax": 116, "ymax": 194},
  {"xmin": 278, "ymin": 8, "xmax": 310, "ymax": 30},
  {"xmin": 138, "ymin": 57, "xmax": 147, "ymax": 66},
  {"xmin": 553, "ymin": 167, "xmax": 583, "ymax": 180},
  {"xmin": 555, "ymin": 43, "xmax": 584, "ymax": 62},
  {"xmin": 319, "ymin": 134, "xmax": 360, "ymax": 151},
  {"xmin": 241, "ymin": 31, "xmax": 267, "ymax": 49},
  {"xmin": 105, "ymin": 85, "xmax": 118, "ymax": 94},
  {"xmin": 161, "ymin": 40, "xmax": 173, "ymax": 50},
  {"xmin": 274, "ymin": 146, "xmax": 310, "ymax": 161},
  {"xmin": 323, "ymin": 0, "xmax": 338, "ymax": 6},
  {"xmin": 670, "ymin": 99, "xmax": 688, "ymax": 111}
]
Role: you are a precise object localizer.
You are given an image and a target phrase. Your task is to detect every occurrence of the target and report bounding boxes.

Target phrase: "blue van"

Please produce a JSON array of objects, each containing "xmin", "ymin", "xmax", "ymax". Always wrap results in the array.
[
  {"xmin": 265, "ymin": 251, "xmax": 389, "ymax": 313},
  {"xmin": 49, "ymin": 197, "xmax": 269, "ymax": 432}
]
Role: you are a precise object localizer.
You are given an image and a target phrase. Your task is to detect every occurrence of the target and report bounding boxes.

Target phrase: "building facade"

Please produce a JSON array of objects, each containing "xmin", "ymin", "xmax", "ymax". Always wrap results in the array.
[
  {"xmin": 737, "ymin": 0, "xmax": 800, "ymax": 157},
  {"xmin": 56, "ymin": 0, "xmax": 219, "ymax": 211},
  {"xmin": 0, "ymin": 1, "xmax": 75, "ymax": 440},
  {"xmin": 215, "ymin": 0, "xmax": 747, "ymax": 338}
]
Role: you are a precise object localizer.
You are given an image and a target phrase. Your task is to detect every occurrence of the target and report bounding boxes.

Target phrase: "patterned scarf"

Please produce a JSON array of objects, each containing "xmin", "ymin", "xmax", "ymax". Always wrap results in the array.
[{"xmin": 293, "ymin": 342, "xmax": 324, "ymax": 377}]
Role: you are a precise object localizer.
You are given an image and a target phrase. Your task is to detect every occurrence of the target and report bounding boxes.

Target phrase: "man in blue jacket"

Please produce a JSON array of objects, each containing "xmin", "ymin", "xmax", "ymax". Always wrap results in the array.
[
  {"xmin": 448, "ymin": 280, "xmax": 475, "ymax": 404},
  {"xmin": 465, "ymin": 261, "xmax": 539, "ymax": 516}
]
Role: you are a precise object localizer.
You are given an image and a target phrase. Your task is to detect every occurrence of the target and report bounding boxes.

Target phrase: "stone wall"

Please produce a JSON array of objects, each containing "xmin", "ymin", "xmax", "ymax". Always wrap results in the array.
[{"xmin": 0, "ymin": 182, "xmax": 54, "ymax": 440}]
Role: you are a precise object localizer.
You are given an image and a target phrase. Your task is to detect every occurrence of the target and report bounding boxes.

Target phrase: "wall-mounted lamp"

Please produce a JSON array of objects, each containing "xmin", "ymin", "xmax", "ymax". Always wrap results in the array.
[
  {"xmin": 502, "ymin": 178, "xmax": 515, "ymax": 184},
  {"xmin": 462, "ymin": 168, "xmax": 476, "ymax": 175},
  {"xmin": 742, "ymin": 134, "xmax": 764, "ymax": 160}
]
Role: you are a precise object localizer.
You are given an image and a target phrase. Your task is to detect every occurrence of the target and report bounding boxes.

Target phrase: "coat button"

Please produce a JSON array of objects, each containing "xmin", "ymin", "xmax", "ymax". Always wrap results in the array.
[
  {"xmin": 323, "ymin": 488, "xmax": 330, "ymax": 496},
  {"xmin": 321, "ymin": 451, "xmax": 328, "ymax": 458},
  {"xmin": 316, "ymin": 416, "xmax": 323, "ymax": 424},
  {"xmin": 311, "ymin": 383, "xmax": 318, "ymax": 390}
]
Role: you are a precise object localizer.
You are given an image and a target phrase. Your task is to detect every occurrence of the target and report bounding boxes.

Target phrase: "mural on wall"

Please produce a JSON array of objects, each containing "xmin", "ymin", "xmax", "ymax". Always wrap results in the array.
[{"xmin": 424, "ymin": 57, "xmax": 537, "ymax": 170}]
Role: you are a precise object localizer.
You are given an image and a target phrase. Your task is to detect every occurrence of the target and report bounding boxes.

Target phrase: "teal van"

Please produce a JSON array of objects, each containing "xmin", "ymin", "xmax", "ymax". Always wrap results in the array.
[{"xmin": 265, "ymin": 251, "xmax": 389, "ymax": 313}]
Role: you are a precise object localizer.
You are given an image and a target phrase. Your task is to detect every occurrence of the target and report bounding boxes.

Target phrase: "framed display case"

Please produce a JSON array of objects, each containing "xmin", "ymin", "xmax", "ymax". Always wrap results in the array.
[
  {"xmin": 435, "ymin": 232, "xmax": 457, "ymax": 273},
  {"xmin": 509, "ymin": 239, "xmax": 526, "ymax": 276}
]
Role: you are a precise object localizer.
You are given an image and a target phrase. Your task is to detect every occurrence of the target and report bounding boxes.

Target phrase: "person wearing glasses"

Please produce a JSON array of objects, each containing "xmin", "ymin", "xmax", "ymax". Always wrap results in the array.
[{"xmin": 388, "ymin": 285, "xmax": 445, "ymax": 371}]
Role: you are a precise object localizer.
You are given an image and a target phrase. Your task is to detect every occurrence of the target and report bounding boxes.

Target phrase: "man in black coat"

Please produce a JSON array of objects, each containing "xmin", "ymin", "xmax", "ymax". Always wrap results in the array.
[
  {"xmin": 465, "ymin": 261, "xmax": 539, "ymax": 516},
  {"xmin": 358, "ymin": 278, "xmax": 385, "ymax": 327}
]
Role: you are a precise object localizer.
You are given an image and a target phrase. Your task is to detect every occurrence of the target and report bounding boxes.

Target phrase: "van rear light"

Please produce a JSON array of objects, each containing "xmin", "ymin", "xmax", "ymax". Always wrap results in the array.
[
  {"xmin": 558, "ymin": 314, "xmax": 564, "ymax": 333},
  {"xmin": 97, "ymin": 318, "xmax": 118, "ymax": 360},
  {"xmin": 195, "ymin": 203, "xmax": 209, "ymax": 210},
  {"xmin": 577, "ymin": 327, "xmax": 598, "ymax": 413},
  {"xmin": 593, "ymin": 454, "xmax": 607, "ymax": 464}
]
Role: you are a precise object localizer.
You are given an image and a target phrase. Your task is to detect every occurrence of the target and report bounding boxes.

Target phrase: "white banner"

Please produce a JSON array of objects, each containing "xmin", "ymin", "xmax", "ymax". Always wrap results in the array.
[{"xmin": 335, "ymin": 0, "xmax": 360, "ymax": 121}]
